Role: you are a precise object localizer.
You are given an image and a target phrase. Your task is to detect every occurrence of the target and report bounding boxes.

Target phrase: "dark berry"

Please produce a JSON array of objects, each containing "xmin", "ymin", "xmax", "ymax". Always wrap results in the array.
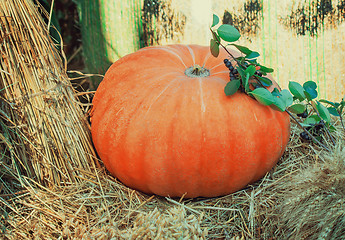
[
  {"xmin": 255, "ymin": 71, "xmax": 263, "ymax": 77},
  {"xmin": 229, "ymin": 65, "xmax": 234, "ymax": 71},
  {"xmin": 315, "ymin": 124, "xmax": 323, "ymax": 131},
  {"xmin": 224, "ymin": 59, "xmax": 231, "ymax": 66},
  {"xmin": 252, "ymin": 83, "xmax": 261, "ymax": 89},
  {"xmin": 300, "ymin": 131, "xmax": 311, "ymax": 141},
  {"xmin": 233, "ymin": 69, "xmax": 238, "ymax": 74},
  {"xmin": 224, "ymin": 59, "xmax": 232, "ymax": 68},
  {"xmin": 297, "ymin": 110, "xmax": 308, "ymax": 118}
]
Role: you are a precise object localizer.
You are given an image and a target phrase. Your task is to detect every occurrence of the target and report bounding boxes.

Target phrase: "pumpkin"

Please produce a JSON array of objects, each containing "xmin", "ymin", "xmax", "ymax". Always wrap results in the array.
[{"xmin": 91, "ymin": 44, "xmax": 290, "ymax": 198}]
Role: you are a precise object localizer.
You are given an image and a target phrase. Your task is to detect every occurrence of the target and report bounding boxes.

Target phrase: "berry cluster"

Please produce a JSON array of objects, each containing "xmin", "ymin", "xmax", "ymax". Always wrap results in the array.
[
  {"xmin": 300, "ymin": 122, "xmax": 325, "ymax": 141},
  {"xmin": 223, "ymin": 59, "xmax": 238, "ymax": 80},
  {"xmin": 223, "ymin": 58, "xmax": 263, "ymax": 80},
  {"xmin": 296, "ymin": 109, "xmax": 326, "ymax": 141}
]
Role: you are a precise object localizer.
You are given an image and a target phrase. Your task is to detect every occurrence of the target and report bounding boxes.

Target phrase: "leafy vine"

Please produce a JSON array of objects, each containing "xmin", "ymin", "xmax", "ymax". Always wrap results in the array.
[{"xmin": 210, "ymin": 14, "xmax": 345, "ymax": 151}]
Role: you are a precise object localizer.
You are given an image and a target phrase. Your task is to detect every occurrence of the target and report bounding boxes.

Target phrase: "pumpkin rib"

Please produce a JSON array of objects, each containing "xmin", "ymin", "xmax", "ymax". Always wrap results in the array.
[
  {"xmin": 94, "ymin": 73, "xmax": 180, "ymax": 180},
  {"xmin": 114, "ymin": 79, "xmax": 180, "ymax": 193},
  {"xmin": 143, "ymin": 79, "xmax": 194, "ymax": 195},
  {"xmin": 198, "ymin": 78, "xmax": 206, "ymax": 113},
  {"xmin": 201, "ymin": 50, "xmax": 212, "ymax": 67},
  {"xmin": 125, "ymin": 74, "xmax": 196, "ymax": 189},
  {"xmin": 209, "ymin": 76, "xmax": 228, "ymax": 84},
  {"xmin": 228, "ymin": 95, "xmax": 265, "ymax": 189},
  {"xmin": 142, "ymin": 77, "xmax": 181, "ymax": 118},
  {"xmin": 185, "ymin": 45, "xmax": 196, "ymax": 65},
  {"xmin": 212, "ymin": 70, "xmax": 231, "ymax": 75},
  {"xmin": 161, "ymin": 94, "xmax": 181, "ymax": 196},
  {"xmin": 208, "ymin": 61, "xmax": 225, "ymax": 71},
  {"xmin": 141, "ymin": 46, "xmax": 188, "ymax": 68}
]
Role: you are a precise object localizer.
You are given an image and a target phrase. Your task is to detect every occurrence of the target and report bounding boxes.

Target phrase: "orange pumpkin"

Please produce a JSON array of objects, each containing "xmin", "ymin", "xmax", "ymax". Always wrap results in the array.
[{"xmin": 91, "ymin": 44, "xmax": 290, "ymax": 198}]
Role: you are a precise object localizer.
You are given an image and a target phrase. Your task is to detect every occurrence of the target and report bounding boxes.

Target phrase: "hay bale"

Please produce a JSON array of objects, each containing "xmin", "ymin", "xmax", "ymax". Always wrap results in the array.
[
  {"xmin": 0, "ymin": 0, "xmax": 97, "ymax": 190},
  {"xmin": 2, "ymin": 120, "xmax": 344, "ymax": 239},
  {"xmin": 119, "ymin": 207, "xmax": 208, "ymax": 239},
  {"xmin": 275, "ymin": 142, "xmax": 345, "ymax": 239}
]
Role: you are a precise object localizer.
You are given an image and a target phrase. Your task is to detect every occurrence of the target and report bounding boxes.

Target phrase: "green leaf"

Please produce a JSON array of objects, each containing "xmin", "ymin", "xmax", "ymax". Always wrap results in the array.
[
  {"xmin": 249, "ymin": 88, "xmax": 275, "ymax": 106},
  {"xmin": 303, "ymin": 81, "xmax": 318, "ymax": 100},
  {"xmin": 316, "ymin": 101, "xmax": 331, "ymax": 123},
  {"xmin": 328, "ymin": 124, "xmax": 337, "ymax": 132},
  {"xmin": 288, "ymin": 81, "xmax": 306, "ymax": 101},
  {"xmin": 217, "ymin": 24, "xmax": 241, "ymax": 42},
  {"xmin": 288, "ymin": 103, "xmax": 306, "ymax": 114},
  {"xmin": 303, "ymin": 81, "xmax": 317, "ymax": 90},
  {"xmin": 339, "ymin": 100, "xmax": 345, "ymax": 114},
  {"xmin": 272, "ymin": 96, "xmax": 286, "ymax": 111},
  {"xmin": 246, "ymin": 51, "xmax": 260, "ymax": 60},
  {"xmin": 248, "ymin": 58, "xmax": 258, "ymax": 64},
  {"xmin": 319, "ymin": 99, "xmax": 336, "ymax": 107},
  {"xmin": 258, "ymin": 65, "xmax": 274, "ymax": 73},
  {"xmin": 224, "ymin": 80, "xmax": 240, "ymax": 96},
  {"xmin": 271, "ymin": 88, "xmax": 281, "ymax": 97},
  {"xmin": 256, "ymin": 76, "xmax": 272, "ymax": 87},
  {"xmin": 245, "ymin": 65, "xmax": 256, "ymax": 77},
  {"xmin": 304, "ymin": 88, "xmax": 318, "ymax": 100},
  {"xmin": 303, "ymin": 115, "xmax": 321, "ymax": 125},
  {"xmin": 328, "ymin": 107, "xmax": 340, "ymax": 116},
  {"xmin": 211, "ymin": 29, "xmax": 221, "ymax": 43},
  {"xmin": 210, "ymin": 39, "xmax": 220, "ymax": 57},
  {"xmin": 236, "ymin": 65, "xmax": 246, "ymax": 83},
  {"xmin": 244, "ymin": 73, "xmax": 250, "ymax": 92},
  {"xmin": 211, "ymin": 14, "xmax": 219, "ymax": 27},
  {"xmin": 230, "ymin": 44, "xmax": 252, "ymax": 55},
  {"xmin": 280, "ymin": 89, "xmax": 293, "ymax": 107}
]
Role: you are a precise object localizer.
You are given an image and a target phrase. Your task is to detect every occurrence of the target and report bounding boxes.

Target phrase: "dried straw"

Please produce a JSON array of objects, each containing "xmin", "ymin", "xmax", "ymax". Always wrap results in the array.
[
  {"xmin": 274, "ymin": 140, "xmax": 345, "ymax": 239},
  {"xmin": 1, "ymin": 0, "xmax": 345, "ymax": 239},
  {"xmin": 0, "ymin": 0, "xmax": 97, "ymax": 189},
  {"xmin": 2, "ymin": 121, "xmax": 343, "ymax": 239}
]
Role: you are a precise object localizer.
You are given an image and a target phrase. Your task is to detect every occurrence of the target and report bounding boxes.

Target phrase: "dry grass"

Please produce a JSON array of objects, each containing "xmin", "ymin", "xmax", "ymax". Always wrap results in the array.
[
  {"xmin": 2, "ymin": 124, "xmax": 344, "ymax": 239},
  {"xmin": 1, "ymin": 0, "xmax": 345, "ymax": 239},
  {"xmin": 276, "ymin": 141, "xmax": 345, "ymax": 239},
  {"xmin": 0, "ymin": 0, "xmax": 97, "ymax": 189}
]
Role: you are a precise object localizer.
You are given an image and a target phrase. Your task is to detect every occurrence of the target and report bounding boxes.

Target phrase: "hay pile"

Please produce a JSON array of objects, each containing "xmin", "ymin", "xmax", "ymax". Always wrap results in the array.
[
  {"xmin": 0, "ymin": 0, "xmax": 97, "ymax": 189},
  {"xmin": 1, "ymin": 0, "xmax": 345, "ymax": 239},
  {"xmin": 2, "ymin": 124, "xmax": 344, "ymax": 239},
  {"xmin": 276, "ymin": 141, "xmax": 345, "ymax": 239}
]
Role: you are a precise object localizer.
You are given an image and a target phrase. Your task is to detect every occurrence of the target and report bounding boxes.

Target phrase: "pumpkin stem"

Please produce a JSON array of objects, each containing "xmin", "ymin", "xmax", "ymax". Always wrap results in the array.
[{"xmin": 185, "ymin": 65, "xmax": 210, "ymax": 78}]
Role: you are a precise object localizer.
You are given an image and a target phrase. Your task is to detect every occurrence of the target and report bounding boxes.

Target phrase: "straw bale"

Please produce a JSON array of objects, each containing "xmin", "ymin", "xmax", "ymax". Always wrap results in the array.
[
  {"xmin": 119, "ymin": 207, "xmax": 207, "ymax": 239},
  {"xmin": 274, "ymin": 141, "xmax": 345, "ymax": 239},
  {"xmin": 0, "ymin": 0, "xmax": 97, "ymax": 191},
  {"xmin": 4, "ymin": 119, "xmax": 344, "ymax": 239}
]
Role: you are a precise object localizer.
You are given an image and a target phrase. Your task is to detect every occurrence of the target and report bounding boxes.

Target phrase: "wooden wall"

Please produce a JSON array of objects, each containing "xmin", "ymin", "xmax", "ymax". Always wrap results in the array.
[
  {"xmin": 79, "ymin": 0, "xmax": 345, "ymax": 100},
  {"xmin": 142, "ymin": 0, "xmax": 345, "ymax": 101}
]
